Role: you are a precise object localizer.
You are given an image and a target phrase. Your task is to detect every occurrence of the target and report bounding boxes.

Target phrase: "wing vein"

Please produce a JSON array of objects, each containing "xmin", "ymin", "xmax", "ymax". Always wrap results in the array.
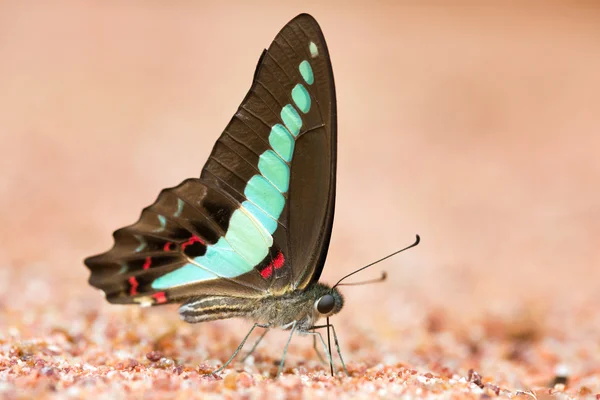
[
  {"xmin": 223, "ymin": 129, "xmax": 261, "ymax": 158},
  {"xmin": 265, "ymin": 48, "xmax": 293, "ymax": 82},
  {"xmin": 232, "ymin": 114, "xmax": 271, "ymax": 149},
  {"xmin": 258, "ymin": 60, "xmax": 298, "ymax": 117},
  {"xmin": 239, "ymin": 105, "xmax": 272, "ymax": 130}
]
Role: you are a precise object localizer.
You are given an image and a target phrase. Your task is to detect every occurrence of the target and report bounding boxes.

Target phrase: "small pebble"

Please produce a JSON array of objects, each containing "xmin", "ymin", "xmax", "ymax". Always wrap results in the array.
[
  {"xmin": 236, "ymin": 372, "xmax": 253, "ymax": 388},
  {"xmin": 224, "ymin": 372, "xmax": 239, "ymax": 389},
  {"xmin": 146, "ymin": 351, "xmax": 163, "ymax": 362}
]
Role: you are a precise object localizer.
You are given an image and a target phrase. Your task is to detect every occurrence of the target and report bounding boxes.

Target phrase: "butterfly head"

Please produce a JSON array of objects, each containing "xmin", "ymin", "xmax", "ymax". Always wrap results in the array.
[{"xmin": 310, "ymin": 283, "xmax": 344, "ymax": 319}]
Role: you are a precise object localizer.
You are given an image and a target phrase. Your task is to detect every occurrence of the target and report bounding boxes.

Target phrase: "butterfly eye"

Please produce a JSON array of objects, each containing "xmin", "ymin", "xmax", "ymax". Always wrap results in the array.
[{"xmin": 316, "ymin": 294, "xmax": 335, "ymax": 314}]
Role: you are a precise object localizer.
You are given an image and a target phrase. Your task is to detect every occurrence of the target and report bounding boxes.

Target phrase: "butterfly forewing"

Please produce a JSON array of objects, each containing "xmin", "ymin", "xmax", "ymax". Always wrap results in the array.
[
  {"xmin": 85, "ymin": 14, "xmax": 336, "ymax": 306},
  {"xmin": 275, "ymin": 17, "xmax": 337, "ymax": 289}
]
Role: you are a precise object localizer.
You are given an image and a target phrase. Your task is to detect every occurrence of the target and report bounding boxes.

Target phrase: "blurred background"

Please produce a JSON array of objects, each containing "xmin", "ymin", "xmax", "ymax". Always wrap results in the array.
[{"xmin": 1, "ymin": 0, "xmax": 599, "ymax": 381}]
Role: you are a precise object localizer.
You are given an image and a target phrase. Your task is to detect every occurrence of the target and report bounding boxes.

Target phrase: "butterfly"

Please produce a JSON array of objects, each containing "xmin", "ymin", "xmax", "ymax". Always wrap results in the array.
[{"xmin": 84, "ymin": 13, "xmax": 419, "ymax": 377}]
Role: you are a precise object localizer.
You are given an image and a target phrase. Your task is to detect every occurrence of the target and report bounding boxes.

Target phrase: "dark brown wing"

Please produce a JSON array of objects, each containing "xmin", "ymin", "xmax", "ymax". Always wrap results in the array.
[
  {"xmin": 283, "ymin": 15, "xmax": 336, "ymax": 289},
  {"xmin": 84, "ymin": 14, "xmax": 336, "ymax": 306}
]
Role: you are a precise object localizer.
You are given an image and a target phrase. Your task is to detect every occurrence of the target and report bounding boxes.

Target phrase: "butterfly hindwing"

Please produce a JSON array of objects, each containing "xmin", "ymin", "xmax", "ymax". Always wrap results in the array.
[
  {"xmin": 86, "ymin": 179, "xmax": 277, "ymax": 305},
  {"xmin": 85, "ymin": 14, "xmax": 336, "ymax": 306}
]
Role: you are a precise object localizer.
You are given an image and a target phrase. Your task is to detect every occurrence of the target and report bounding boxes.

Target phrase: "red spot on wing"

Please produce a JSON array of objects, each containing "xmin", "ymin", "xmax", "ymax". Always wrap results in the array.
[
  {"xmin": 143, "ymin": 256, "xmax": 152, "ymax": 270},
  {"xmin": 152, "ymin": 292, "xmax": 167, "ymax": 304},
  {"xmin": 260, "ymin": 251, "xmax": 285, "ymax": 279},
  {"xmin": 129, "ymin": 276, "xmax": 139, "ymax": 296},
  {"xmin": 260, "ymin": 265, "xmax": 273, "ymax": 279},
  {"xmin": 181, "ymin": 235, "xmax": 204, "ymax": 250},
  {"xmin": 164, "ymin": 242, "xmax": 172, "ymax": 251},
  {"xmin": 273, "ymin": 251, "xmax": 285, "ymax": 269}
]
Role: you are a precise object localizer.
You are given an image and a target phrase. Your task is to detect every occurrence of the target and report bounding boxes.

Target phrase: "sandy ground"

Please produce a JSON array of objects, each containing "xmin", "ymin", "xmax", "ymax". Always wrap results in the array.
[{"xmin": 1, "ymin": 1, "xmax": 600, "ymax": 398}]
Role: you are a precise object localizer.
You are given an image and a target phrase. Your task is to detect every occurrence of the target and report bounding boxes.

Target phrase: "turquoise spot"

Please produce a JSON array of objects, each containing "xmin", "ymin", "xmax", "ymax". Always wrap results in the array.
[
  {"xmin": 268, "ymin": 124, "xmax": 294, "ymax": 162},
  {"xmin": 153, "ymin": 215, "xmax": 166, "ymax": 232},
  {"xmin": 225, "ymin": 210, "xmax": 270, "ymax": 265},
  {"xmin": 258, "ymin": 150, "xmax": 290, "ymax": 193},
  {"xmin": 174, "ymin": 199, "xmax": 184, "ymax": 217},
  {"xmin": 292, "ymin": 84, "xmax": 311, "ymax": 114},
  {"xmin": 281, "ymin": 104, "xmax": 302, "ymax": 137},
  {"xmin": 118, "ymin": 262, "xmax": 128, "ymax": 274},
  {"xmin": 309, "ymin": 42, "xmax": 318, "ymax": 57},
  {"xmin": 299, "ymin": 60, "xmax": 314, "ymax": 85},
  {"xmin": 134, "ymin": 235, "xmax": 146, "ymax": 252},
  {"xmin": 245, "ymin": 175, "xmax": 285, "ymax": 220},
  {"xmin": 242, "ymin": 201, "xmax": 277, "ymax": 234}
]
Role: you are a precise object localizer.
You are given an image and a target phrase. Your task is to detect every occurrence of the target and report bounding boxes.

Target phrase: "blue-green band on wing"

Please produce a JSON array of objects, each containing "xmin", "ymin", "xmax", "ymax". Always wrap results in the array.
[{"xmin": 154, "ymin": 56, "xmax": 319, "ymax": 290}]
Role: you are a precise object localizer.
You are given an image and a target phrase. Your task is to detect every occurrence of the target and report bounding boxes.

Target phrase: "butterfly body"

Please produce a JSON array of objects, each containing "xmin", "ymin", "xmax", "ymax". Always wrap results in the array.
[{"xmin": 179, "ymin": 283, "xmax": 344, "ymax": 332}]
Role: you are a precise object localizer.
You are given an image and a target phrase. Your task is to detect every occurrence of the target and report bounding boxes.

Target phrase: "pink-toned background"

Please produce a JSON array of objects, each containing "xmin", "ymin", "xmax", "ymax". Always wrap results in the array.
[{"xmin": 2, "ymin": 0, "xmax": 600, "ymax": 391}]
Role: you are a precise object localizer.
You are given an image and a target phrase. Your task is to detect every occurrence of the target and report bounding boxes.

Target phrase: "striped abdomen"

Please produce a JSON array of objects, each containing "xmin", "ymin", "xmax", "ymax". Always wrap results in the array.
[{"xmin": 178, "ymin": 296, "xmax": 259, "ymax": 324}]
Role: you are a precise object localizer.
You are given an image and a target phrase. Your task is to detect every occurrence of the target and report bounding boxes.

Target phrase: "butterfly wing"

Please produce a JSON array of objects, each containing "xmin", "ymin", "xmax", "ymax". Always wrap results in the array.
[
  {"xmin": 85, "ymin": 179, "xmax": 273, "ymax": 305},
  {"xmin": 85, "ymin": 14, "xmax": 336, "ymax": 306},
  {"xmin": 266, "ymin": 14, "xmax": 336, "ymax": 290}
]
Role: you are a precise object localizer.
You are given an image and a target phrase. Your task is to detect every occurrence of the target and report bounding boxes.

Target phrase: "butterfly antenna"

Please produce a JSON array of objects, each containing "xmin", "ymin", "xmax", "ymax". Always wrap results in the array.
[
  {"xmin": 335, "ymin": 271, "xmax": 387, "ymax": 287},
  {"xmin": 333, "ymin": 235, "xmax": 420, "ymax": 288}
]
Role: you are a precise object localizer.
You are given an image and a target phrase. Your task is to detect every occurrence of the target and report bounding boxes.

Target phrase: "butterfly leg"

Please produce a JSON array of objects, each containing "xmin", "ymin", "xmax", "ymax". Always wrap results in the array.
[
  {"xmin": 305, "ymin": 330, "xmax": 335, "ymax": 375},
  {"xmin": 311, "ymin": 322, "xmax": 348, "ymax": 376},
  {"xmin": 328, "ymin": 323, "xmax": 348, "ymax": 376},
  {"xmin": 212, "ymin": 323, "xmax": 270, "ymax": 374},
  {"xmin": 277, "ymin": 320, "xmax": 298, "ymax": 377},
  {"xmin": 312, "ymin": 333, "xmax": 326, "ymax": 364},
  {"xmin": 241, "ymin": 328, "xmax": 269, "ymax": 362}
]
